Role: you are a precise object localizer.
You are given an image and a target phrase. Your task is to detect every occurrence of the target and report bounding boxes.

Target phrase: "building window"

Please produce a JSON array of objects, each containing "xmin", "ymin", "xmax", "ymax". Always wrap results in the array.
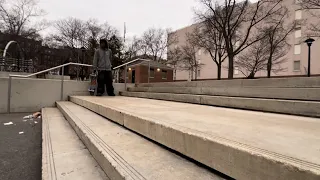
[
  {"xmin": 234, "ymin": 66, "xmax": 239, "ymax": 75},
  {"xmin": 150, "ymin": 68, "xmax": 155, "ymax": 78},
  {"xmin": 295, "ymin": 28, "xmax": 302, "ymax": 38},
  {"xmin": 293, "ymin": 60, "xmax": 301, "ymax": 71},
  {"xmin": 162, "ymin": 70, "xmax": 167, "ymax": 79},
  {"xmin": 295, "ymin": 10, "xmax": 302, "ymax": 20},
  {"xmin": 294, "ymin": 44, "xmax": 301, "ymax": 54},
  {"xmin": 197, "ymin": 69, "xmax": 201, "ymax": 77}
]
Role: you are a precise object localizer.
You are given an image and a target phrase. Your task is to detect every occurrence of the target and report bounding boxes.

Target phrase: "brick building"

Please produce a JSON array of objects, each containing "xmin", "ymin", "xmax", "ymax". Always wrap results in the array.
[{"xmin": 125, "ymin": 59, "xmax": 173, "ymax": 84}]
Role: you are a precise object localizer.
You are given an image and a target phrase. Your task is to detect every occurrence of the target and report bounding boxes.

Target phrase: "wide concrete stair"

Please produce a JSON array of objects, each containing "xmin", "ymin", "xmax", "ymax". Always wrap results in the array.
[
  {"xmin": 41, "ymin": 77, "xmax": 320, "ymax": 180},
  {"xmin": 42, "ymin": 101, "xmax": 227, "ymax": 179},
  {"xmin": 122, "ymin": 77, "xmax": 320, "ymax": 117},
  {"xmin": 69, "ymin": 96, "xmax": 320, "ymax": 180}
]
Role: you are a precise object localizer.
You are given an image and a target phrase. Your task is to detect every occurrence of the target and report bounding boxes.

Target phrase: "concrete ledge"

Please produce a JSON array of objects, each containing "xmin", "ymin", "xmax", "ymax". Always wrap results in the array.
[
  {"xmin": 42, "ymin": 107, "xmax": 108, "ymax": 180},
  {"xmin": 137, "ymin": 77, "xmax": 320, "ymax": 88},
  {"xmin": 70, "ymin": 96, "xmax": 320, "ymax": 180},
  {"xmin": 57, "ymin": 101, "xmax": 225, "ymax": 180},
  {"xmin": 128, "ymin": 87, "xmax": 320, "ymax": 101},
  {"xmin": 121, "ymin": 91, "xmax": 320, "ymax": 117}
]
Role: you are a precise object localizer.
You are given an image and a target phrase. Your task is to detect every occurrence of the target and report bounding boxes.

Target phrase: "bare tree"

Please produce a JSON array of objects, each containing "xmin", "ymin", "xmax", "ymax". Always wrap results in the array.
[
  {"xmin": 235, "ymin": 40, "xmax": 268, "ymax": 78},
  {"xmin": 235, "ymin": 6, "xmax": 293, "ymax": 79},
  {"xmin": 299, "ymin": 0, "xmax": 320, "ymax": 9},
  {"xmin": 188, "ymin": 23, "xmax": 227, "ymax": 79},
  {"xmin": 0, "ymin": 0, "xmax": 46, "ymax": 39},
  {"xmin": 167, "ymin": 46, "xmax": 183, "ymax": 80},
  {"xmin": 262, "ymin": 6, "xmax": 295, "ymax": 78},
  {"xmin": 298, "ymin": 0, "xmax": 320, "ymax": 36},
  {"xmin": 140, "ymin": 28, "xmax": 177, "ymax": 61},
  {"xmin": 52, "ymin": 17, "xmax": 87, "ymax": 49},
  {"xmin": 196, "ymin": 0, "xmax": 284, "ymax": 79},
  {"xmin": 180, "ymin": 41, "xmax": 203, "ymax": 80},
  {"xmin": 124, "ymin": 36, "xmax": 145, "ymax": 60}
]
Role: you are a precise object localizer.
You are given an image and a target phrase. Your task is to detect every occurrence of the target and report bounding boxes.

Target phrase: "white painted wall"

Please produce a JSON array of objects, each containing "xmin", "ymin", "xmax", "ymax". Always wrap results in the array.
[{"xmin": 0, "ymin": 77, "xmax": 133, "ymax": 113}]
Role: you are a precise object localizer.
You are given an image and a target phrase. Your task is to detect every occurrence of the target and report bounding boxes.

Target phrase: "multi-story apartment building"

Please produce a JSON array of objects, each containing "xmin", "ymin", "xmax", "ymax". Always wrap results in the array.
[{"xmin": 169, "ymin": 0, "xmax": 320, "ymax": 81}]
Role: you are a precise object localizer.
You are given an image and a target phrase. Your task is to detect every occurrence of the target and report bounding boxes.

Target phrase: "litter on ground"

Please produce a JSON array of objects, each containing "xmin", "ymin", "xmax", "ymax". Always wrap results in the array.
[
  {"xmin": 4, "ymin": 122, "xmax": 13, "ymax": 126},
  {"xmin": 34, "ymin": 121, "xmax": 38, "ymax": 124},
  {"xmin": 19, "ymin": 132, "xmax": 24, "ymax": 134},
  {"xmin": 23, "ymin": 112, "xmax": 41, "ymax": 119}
]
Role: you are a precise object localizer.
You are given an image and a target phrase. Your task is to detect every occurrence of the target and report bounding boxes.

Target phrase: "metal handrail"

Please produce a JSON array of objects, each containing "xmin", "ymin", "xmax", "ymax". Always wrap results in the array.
[
  {"xmin": 7, "ymin": 62, "xmax": 93, "ymax": 113},
  {"xmin": 112, "ymin": 58, "xmax": 151, "ymax": 90}
]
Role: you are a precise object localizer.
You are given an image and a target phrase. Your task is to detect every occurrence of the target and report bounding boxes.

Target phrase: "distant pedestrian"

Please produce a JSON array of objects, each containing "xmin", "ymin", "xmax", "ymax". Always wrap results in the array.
[{"xmin": 93, "ymin": 39, "xmax": 115, "ymax": 96}]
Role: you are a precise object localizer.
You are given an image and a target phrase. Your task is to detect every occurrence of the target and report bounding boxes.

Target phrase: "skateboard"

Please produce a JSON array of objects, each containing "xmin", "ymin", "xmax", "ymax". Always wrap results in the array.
[{"xmin": 88, "ymin": 72, "xmax": 98, "ymax": 96}]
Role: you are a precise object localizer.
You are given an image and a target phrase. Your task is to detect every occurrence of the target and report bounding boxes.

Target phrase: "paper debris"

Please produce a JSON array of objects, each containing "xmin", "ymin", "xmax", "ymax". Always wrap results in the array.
[
  {"xmin": 4, "ymin": 122, "xmax": 13, "ymax": 126},
  {"xmin": 34, "ymin": 121, "xmax": 38, "ymax": 124},
  {"xmin": 23, "ymin": 115, "xmax": 33, "ymax": 119},
  {"xmin": 23, "ymin": 112, "xmax": 41, "ymax": 119},
  {"xmin": 38, "ymin": 116, "xmax": 41, "ymax": 119},
  {"xmin": 19, "ymin": 132, "xmax": 24, "ymax": 134}
]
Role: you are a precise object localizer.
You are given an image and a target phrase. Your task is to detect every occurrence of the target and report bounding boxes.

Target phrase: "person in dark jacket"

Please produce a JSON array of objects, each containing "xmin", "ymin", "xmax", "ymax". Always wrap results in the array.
[{"xmin": 93, "ymin": 39, "xmax": 115, "ymax": 96}]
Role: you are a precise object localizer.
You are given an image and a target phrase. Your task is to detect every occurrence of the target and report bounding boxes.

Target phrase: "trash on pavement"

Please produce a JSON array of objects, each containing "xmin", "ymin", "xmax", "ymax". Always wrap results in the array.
[
  {"xmin": 23, "ymin": 112, "xmax": 41, "ymax": 119},
  {"xmin": 4, "ymin": 122, "xmax": 13, "ymax": 126},
  {"xmin": 33, "ymin": 112, "xmax": 41, "ymax": 118},
  {"xmin": 34, "ymin": 121, "xmax": 38, "ymax": 124},
  {"xmin": 19, "ymin": 131, "xmax": 24, "ymax": 134}
]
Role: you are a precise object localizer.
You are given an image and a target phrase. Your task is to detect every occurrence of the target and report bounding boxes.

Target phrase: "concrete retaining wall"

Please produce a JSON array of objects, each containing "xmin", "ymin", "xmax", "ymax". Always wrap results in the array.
[
  {"xmin": 138, "ymin": 77, "xmax": 320, "ymax": 88},
  {"xmin": 128, "ymin": 87, "xmax": 320, "ymax": 101},
  {"xmin": 0, "ymin": 77, "xmax": 132, "ymax": 113}
]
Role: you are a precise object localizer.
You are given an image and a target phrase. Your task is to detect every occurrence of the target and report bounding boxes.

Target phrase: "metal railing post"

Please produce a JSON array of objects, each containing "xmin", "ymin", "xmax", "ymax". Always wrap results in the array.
[
  {"xmin": 61, "ymin": 66, "xmax": 64, "ymax": 101},
  {"xmin": 148, "ymin": 61, "xmax": 151, "ymax": 83},
  {"xmin": 124, "ymin": 64, "xmax": 127, "ymax": 91},
  {"xmin": 7, "ymin": 76, "xmax": 12, "ymax": 113}
]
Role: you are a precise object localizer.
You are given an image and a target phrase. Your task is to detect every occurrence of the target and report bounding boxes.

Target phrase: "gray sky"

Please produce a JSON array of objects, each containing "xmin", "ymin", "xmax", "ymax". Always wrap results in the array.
[{"xmin": 38, "ymin": 0, "xmax": 197, "ymax": 39}]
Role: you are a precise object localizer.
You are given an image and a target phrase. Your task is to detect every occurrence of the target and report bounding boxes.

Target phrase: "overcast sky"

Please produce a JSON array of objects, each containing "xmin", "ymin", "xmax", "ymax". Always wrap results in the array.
[{"xmin": 38, "ymin": 0, "xmax": 197, "ymax": 39}]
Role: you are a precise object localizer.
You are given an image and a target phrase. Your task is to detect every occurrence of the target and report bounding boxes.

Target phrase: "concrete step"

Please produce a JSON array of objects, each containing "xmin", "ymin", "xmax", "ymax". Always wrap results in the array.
[
  {"xmin": 120, "ymin": 91, "xmax": 320, "ymax": 118},
  {"xmin": 137, "ymin": 77, "xmax": 320, "ymax": 88},
  {"xmin": 128, "ymin": 86, "xmax": 320, "ymax": 101},
  {"xmin": 56, "ymin": 101, "xmax": 226, "ymax": 180},
  {"xmin": 70, "ymin": 96, "xmax": 320, "ymax": 180},
  {"xmin": 42, "ymin": 108, "xmax": 108, "ymax": 180}
]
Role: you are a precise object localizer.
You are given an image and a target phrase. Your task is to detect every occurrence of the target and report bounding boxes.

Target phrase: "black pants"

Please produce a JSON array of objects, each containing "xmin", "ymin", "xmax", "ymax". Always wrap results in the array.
[{"xmin": 97, "ymin": 70, "xmax": 114, "ymax": 95}]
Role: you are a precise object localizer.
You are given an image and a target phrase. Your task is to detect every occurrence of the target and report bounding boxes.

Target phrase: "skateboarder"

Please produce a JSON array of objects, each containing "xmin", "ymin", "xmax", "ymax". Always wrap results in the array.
[{"xmin": 93, "ymin": 39, "xmax": 115, "ymax": 96}]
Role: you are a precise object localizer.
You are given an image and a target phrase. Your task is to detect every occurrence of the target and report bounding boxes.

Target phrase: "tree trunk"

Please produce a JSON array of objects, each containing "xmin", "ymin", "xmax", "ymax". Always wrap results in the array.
[
  {"xmin": 228, "ymin": 54, "xmax": 234, "ymax": 79},
  {"xmin": 217, "ymin": 64, "xmax": 222, "ymax": 80},
  {"xmin": 267, "ymin": 56, "xmax": 272, "ymax": 78},
  {"xmin": 247, "ymin": 71, "xmax": 255, "ymax": 79}
]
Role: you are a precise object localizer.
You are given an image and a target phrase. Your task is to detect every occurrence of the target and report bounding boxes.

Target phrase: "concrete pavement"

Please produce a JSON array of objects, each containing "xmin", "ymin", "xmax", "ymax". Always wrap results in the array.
[
  {"xmin": 0, "ymin": 113, "xmax": 41, "ymax": 180},
  {"xmin": 70, "ymin": 96, "xmax": 320, "ymax": 180}
]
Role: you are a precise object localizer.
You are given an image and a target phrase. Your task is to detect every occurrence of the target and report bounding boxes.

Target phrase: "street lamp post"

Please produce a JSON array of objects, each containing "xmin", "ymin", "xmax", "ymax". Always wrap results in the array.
[{"xmin": 305, "ymin": 38, "xmax": 315, "ymax": 77}]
